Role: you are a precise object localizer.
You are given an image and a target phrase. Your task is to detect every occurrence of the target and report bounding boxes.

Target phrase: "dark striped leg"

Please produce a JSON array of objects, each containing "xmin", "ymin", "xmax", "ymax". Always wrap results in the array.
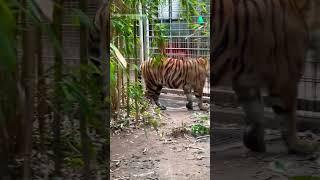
[
  {"xmin": 153, "ymin": 95, "xmax": 166, "ymax": 110},
  {"xmin": 153, "ymin": 86, "xmax": 166, "ymax": 110},
  {"xmin": 184, "ymin": 87, "xmax": 193, "ymax": 110},
  {"xmin": 195, "ymin": 89, "xmax": 207, "ymax": 111},
  {"xmin": 233, "ymin": 78, "xmax": 266, "ymax": 152},
  {"xmin": 146, "ymin": 84, "xmax": 166, "ymax": 110}
]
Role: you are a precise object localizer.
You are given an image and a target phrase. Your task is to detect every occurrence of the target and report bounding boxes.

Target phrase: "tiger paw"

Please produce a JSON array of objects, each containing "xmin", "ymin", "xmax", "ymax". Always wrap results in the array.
[
  {"xmin": 243, "ymin": 125, "xmax": 266, "ymax": 152},
  {"xmin": 287, "ymin": 139, "xmax": 319, "ymax": 155},
  {"xmin": 159, "ymin": 105, "xmax": 167, "ymax": 110},
  {"xmin": 186, "ymin": 102, "xmax": 193, "ymax": 110},
  {"xmin": 199, "ymin": 106, "xmax": 208, "ymax": 111}
]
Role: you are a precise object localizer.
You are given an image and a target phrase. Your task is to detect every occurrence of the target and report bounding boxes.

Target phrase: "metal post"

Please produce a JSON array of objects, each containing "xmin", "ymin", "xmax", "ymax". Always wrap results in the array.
[
  {"xmin": 169, "ymin": 0, "xmax": 172, "ymax": 56},
  {"xmin": 143, "ymin": 5, "xmax": 149, "ymax": 61},
  {"xmin": 139, "ymin": 2, "xmax": 144, "ymax": 63}
]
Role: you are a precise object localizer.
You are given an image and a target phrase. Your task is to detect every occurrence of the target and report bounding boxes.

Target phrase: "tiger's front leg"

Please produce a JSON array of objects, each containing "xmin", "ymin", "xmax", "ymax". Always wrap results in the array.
[
  {"xmin": 233, "ymin": 77, "xmax": 266, "ymax": 152},
  {"xmin": 145, "ymin": 84, "xmax": 166, "ymax": 110},
  {"xmin": 153, "ymin": 95, "xmax": 166, "ymax": 110},
  {"xmin": 153, "ymin": 86, "xmax": 166, "ymax": 110}
]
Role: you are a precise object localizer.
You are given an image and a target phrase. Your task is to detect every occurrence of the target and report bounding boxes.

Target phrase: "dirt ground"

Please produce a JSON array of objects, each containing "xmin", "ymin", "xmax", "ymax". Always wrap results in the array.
[
  {"xmin": 110, "ymin": 96, "xmax": 320, "ymax": 180},
  {"xmin": 110, "ymin": 97, "xmax": 210, "ymax": 180},
  {"xmin": 213, "ymin": 125, "xmax": 320, "ymax": 180}
]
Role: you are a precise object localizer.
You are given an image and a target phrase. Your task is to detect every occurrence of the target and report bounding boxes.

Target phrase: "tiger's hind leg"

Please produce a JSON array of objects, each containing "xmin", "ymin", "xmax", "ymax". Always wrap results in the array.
[
  {"xmin": 183, "ymin": 86, "xmax": 193, "ymax": 110},
  {"xmin": 233, "ymin": 76, "xmax": 266, "ymax": 152},
  {"xmin": 270, "ymin": 94, "xmax": 318, "ymax": 154},
  {"xmin": 194, "ymin": 88, "xmax": 208, "ymax": 111}
]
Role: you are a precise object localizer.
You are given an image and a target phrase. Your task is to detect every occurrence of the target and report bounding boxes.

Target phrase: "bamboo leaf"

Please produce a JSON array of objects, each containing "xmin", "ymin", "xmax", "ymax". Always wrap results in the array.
[
  {"xmin": 110, "ymin": 43, "xmax": 127, "ymax": 68},
  {"xmin": 42, "ymin": 23, "xmax": 63, "ymax": 56},
  {"xmin": 0, "ymin": 0, "xmax": 16, "ymax": 71},
  {"xmin": 27, "ymin": 0, "xmax": 43, "ymax": 22}
]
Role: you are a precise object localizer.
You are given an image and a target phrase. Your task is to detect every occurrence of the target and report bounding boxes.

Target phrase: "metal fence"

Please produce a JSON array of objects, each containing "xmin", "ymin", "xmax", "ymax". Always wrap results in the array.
[
  {"xmin": 146, "ymin": 0, "xmax": 211, "ymax": 97},
  {"xmin": 212, "ymin": 32, "xmax": 320, "ymax": 117},
  {"xmin": 40, "ymin": 0, "xmax": 100, "ymax": 70},
  {"xmin": 211, "ymin": 31, "xmax": 320, "ymax": 120},
  {"xmin": 146, "ymin": 0, "xmax": 320, "ymax": 118}
]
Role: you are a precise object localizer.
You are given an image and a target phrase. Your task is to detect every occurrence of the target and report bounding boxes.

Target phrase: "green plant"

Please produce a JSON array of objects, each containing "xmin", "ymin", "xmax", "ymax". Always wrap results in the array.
[
  {"xmin": 191, "ymin": 124, "xmax": 209, "ymax": 136},
  {"xmin": 179, "ymin": 0, "xmax": 208, "ymax": 29},
  {"xmin": 193, "ymin": 112, "xmax": 209, "ymax": 122},
  {"xmin": 151, "ymin": 23, "xmax": 168, "ymax": 59},
  {"xmin": 64, "ymin": 157, "xmax": 84, "ymax": 169}
]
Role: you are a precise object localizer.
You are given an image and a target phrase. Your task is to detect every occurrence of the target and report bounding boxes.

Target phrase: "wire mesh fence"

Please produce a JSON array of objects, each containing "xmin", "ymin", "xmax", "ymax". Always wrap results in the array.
[{"xmin": 146, "ymin": 0, "xmax": 211, "ymax": 97}]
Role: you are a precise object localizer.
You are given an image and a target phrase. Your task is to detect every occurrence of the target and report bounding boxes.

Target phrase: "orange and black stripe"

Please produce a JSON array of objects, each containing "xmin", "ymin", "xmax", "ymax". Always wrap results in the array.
[
  {"xmin": 212, "ymin": 0, "xmax": 309, "ymax": 86},
  {"xmin": 140, "ymin": 57, "xmax": 209, "ymax": 100}
]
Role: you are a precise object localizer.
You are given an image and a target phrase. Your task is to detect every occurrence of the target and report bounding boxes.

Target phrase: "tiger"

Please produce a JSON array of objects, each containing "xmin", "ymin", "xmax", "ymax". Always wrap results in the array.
[
  {"xmin": 88, "ymin": 1, "xmax": 109, "ymax": 100},
  {"xmin": 89, "ymin": 0, "xmax": 108, "ymax": 69},
  {"xmin": 140, "ymin": 57, "xmax": 209, "ymax": 111},
  {"xmin": 211, "ymin": 0, "xmax": 318, "ymax": 154}
]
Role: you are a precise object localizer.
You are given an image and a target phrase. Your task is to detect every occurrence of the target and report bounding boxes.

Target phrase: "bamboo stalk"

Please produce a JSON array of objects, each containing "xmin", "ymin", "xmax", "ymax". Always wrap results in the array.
[{"xmin": 79, "ymin": 0, "xmax": 91, "ymax": 177}]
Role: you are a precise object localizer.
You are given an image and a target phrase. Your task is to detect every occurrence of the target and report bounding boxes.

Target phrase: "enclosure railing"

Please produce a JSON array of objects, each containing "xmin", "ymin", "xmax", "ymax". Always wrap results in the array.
[{"xmin": 147, "ymin": 0, "xmax": 211, "ymax": 97}]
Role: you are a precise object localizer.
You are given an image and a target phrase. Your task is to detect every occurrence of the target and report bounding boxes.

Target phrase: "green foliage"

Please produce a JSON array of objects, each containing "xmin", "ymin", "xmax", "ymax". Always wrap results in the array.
[
  {"xmin": 110, "ymin": 58, "xmax": 117, "ymax": 89},
  {"xmin": 179, "ymin": 0, "xmax": 208, "ymax": 29},
  {"xmin": 128, "ymin": 81, "xmax": 144, "ymax": 101},
  {"xmin": 0, "ymin": 0, "xmax": 17, "ymax": 128},
  {"xmin": 269, "ymin": 160, "xmax": 286, "ymax": 173},
  {"xmin": 141, "ymin": 106, "xmax": 163, "ymax": 130},
  {"xmin": 127, "ymin": 81, "xmax": 150, "ymax": 114},
  {"xmin": 192, "ymin": 112, "xmax": 209, "ymax": 122},
  {"xmin": 111, "ymin": 15, "xmax": 137, "ymax": 56},
  {"xmin": 191, "ymin": 124, "xmax": 209, "ymax": 136},
  {"xmin": 190, "ymin": 112, "xmax": 209, "ymax": 136},
  {"xmin": 55, "ymin": 62, "xmax": 107, "ymax": 134},
  {"xmin": 64, "ymin": 157, "xmax": 84, "ymax": 169},
  {"xmin": 110, "ymin": 43, "xmax": 127, "ymax": 68},
  {"xmin": 0, "ymin": 0, "xmax": 16, "ymax": 71},
  {"xmin": 151, "ymin": 23, "xmax": 168, "ymax": 59}
]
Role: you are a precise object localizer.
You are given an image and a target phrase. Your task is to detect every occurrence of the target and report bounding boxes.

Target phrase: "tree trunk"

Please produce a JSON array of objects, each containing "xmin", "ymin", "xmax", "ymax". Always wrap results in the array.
[
  {"xmin": 21, "ymin": 20, "xmax": 36, "ymax": 180},
  {"xmin": 21, "ymin": 0, "xmax": 37, "ymax": 178},
  {"xmin": 126, "ymin": 51, "xmax": 130, "ymax": 118},
  {"xmin": 134, "ymin": 20, "xmax": 139, "ymax": 121},
  {"xmin": 36, "ymin": 26, "xmax": 48, "ymax": 151},
  {"xmin": 99, "ymin": 1, "xmax": 110, "ymax": 179},
  {"xmin": 0, "ymin": 2, "xmax": 22, "ymax": 179}
]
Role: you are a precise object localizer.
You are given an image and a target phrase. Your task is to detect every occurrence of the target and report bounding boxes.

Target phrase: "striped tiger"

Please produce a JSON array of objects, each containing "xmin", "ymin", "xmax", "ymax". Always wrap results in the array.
[
  {"xmin": 88, "ymin": 1, "xmax": 109, "ymax": 100},
  {"xmin": 211, "ymin": 0, "xmax": 318, "ymax": 154},
  {"xmin": 89, "ymin": 1, "xmax": 108, "ymax": 67},
  {"xmin": 140, "ymin": 57, "xmax": 209, "ymax": 111}
]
